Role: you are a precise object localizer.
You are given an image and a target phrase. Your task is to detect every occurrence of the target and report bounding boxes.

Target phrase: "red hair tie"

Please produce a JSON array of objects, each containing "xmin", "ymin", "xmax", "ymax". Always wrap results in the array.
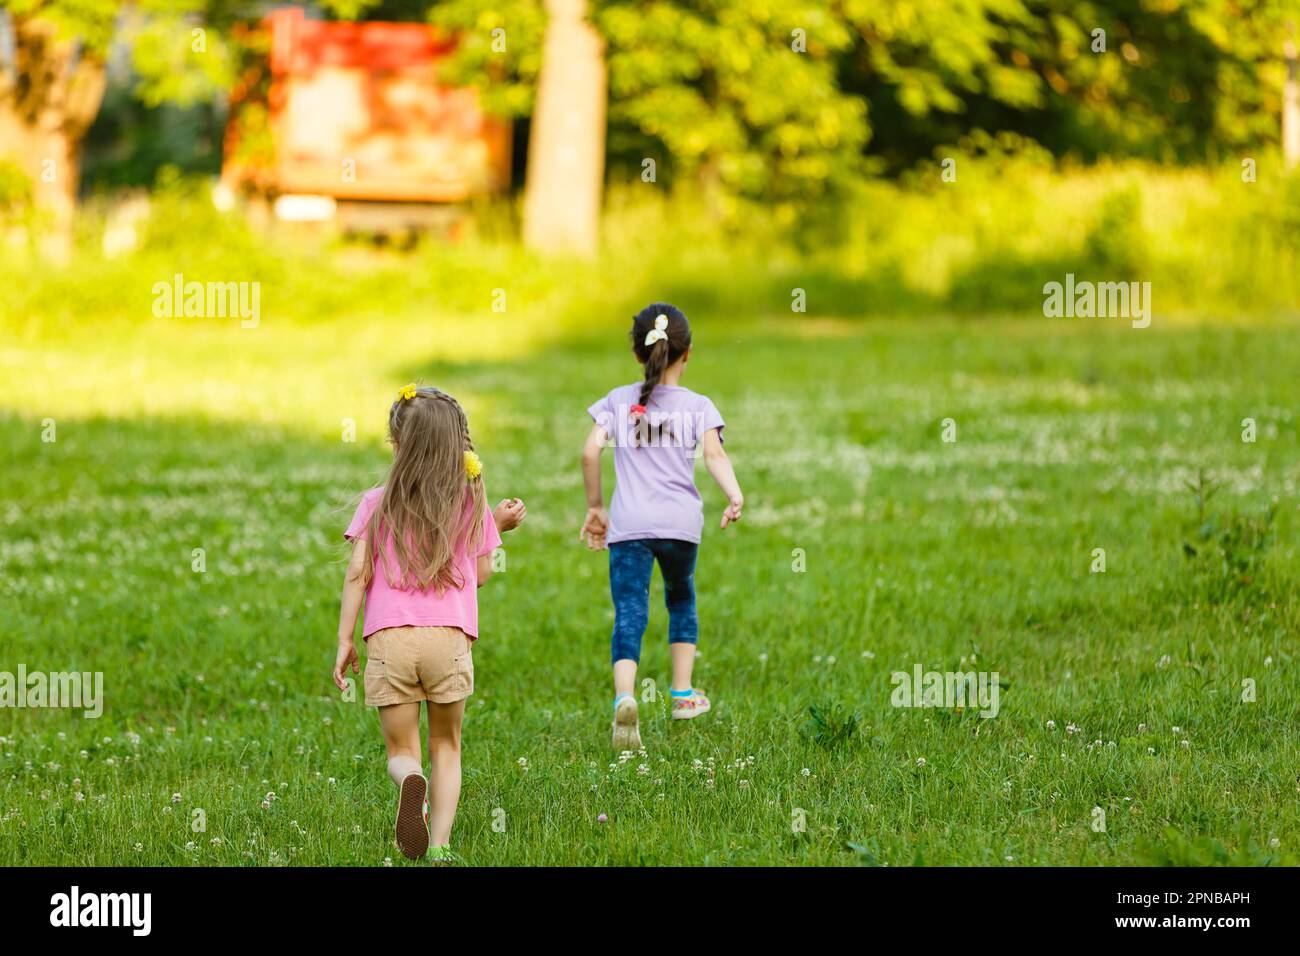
[{"xmin": 629, "ymin": 404, "xmax": 647, "ymax": 420}]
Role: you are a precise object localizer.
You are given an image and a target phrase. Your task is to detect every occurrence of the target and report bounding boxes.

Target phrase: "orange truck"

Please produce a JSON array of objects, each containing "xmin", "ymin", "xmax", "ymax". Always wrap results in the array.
[{"xmin": 222, "ymin": 6, "xmax": 511, "ymax": 230}]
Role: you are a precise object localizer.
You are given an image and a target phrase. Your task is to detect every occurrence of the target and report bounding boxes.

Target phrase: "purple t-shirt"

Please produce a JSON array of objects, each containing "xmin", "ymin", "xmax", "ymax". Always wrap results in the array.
[{"xmin": 588, "ymin": 383, "xmax": 725, "ymax": 544}]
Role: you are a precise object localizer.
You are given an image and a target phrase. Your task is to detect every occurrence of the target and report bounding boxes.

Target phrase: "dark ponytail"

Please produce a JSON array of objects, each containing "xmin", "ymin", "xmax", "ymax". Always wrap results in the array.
[
  {"xmin": 639, "ymin": 338, "xmax": 670, "ymax": 408},
  {"xmin": 630, "ymin": 303, "xmax": 691, "ymax": 410}
]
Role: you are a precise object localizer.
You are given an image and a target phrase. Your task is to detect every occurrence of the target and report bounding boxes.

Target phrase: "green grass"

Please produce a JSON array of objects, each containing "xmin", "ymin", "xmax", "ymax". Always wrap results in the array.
[{"xmin": 1, "ymin": 204, "xmax": 1298, "ymax": 866}]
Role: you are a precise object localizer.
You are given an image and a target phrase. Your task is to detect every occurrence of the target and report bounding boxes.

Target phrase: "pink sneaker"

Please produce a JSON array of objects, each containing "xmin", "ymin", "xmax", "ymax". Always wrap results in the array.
[{"xmin": 671, "ymin": 689, "xmax": 711, "ymax": 720}]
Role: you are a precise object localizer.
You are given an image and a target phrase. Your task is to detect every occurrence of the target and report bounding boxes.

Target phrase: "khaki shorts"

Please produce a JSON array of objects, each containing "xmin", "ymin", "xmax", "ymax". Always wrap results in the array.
[{"xmin": 364, "ymin": 626, "xmax": 474, "ymax": 706}]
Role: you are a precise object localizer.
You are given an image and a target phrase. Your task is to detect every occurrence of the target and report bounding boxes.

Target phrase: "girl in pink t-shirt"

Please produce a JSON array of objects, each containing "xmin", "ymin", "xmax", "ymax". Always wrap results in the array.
[{"xmin": 334, "ymin": 384, "xmax": 525, "ymax": 862}]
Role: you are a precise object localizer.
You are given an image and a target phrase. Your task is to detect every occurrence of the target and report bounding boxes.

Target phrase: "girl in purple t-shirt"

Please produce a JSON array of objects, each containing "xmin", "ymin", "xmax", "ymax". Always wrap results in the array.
[{"xmin": 581, "ymin": 303, "xmax": 745, "ymax": 750}]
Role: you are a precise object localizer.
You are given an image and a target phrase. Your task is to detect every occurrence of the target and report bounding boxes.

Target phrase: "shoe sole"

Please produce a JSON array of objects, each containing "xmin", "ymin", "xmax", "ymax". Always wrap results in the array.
[
  {"xmin": 395, "ymin": 773, "xmax": 429, "ymax": 860},
  {"xmin": 611, "ymin": 697, "xmax": 642, "ymax": 750}
]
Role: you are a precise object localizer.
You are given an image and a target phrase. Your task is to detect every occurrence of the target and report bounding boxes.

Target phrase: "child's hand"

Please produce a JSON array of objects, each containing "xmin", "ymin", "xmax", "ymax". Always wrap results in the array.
[
  {"xmin": 580, "ymin": 507, "xmax": 609, "ymax": 550},
  {"xmin": 720, "ymin": 494, "xmax": 744, "ymax": 528},
  {"xmin": 494, "ymin": 497, "xmax": 527, "ymax": 532},
  {"xmin": 333, "ymin": 640, "xmax": 359, "ymax": 692}
]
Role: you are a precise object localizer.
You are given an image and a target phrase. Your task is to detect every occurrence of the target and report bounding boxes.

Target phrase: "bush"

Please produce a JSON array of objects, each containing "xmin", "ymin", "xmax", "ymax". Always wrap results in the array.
[{"xmin": 0, "ymin": 160, "xmax": 33, "ymax": 223}]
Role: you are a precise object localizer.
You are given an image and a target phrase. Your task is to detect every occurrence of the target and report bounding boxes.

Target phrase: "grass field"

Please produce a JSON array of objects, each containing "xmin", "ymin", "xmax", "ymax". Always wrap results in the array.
[{"xmin": 2, "ymin": 235, "xmax": 1298, "ymax": 865}]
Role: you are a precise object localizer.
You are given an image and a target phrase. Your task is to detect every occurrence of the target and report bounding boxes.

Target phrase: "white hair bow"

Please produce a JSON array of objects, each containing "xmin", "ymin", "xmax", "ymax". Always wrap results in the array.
[{"xmin": 644, "ymin": 313, "xmax": 669, "ymax": 347}]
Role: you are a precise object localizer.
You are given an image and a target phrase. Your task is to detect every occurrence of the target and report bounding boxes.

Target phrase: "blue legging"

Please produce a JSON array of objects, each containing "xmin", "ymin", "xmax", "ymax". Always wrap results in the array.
[{"xmin": 609, "ymin": 538, "xmax": 699, "ymax": 664}]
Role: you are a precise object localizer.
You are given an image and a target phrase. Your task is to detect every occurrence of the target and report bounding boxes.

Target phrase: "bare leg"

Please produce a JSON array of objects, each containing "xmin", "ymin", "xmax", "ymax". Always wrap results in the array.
[
  {"xmin": 426, "ymin": 698, "xmax": 466, "ymax": 847},
  {"xmin": 670, "ymin": 642, "xmax": 696, "ymax": 692},
  {"xmin": 379, "ymin": 702, "xmax": 427, "ymax": 859},
  {"xmin": 378, "ymin": 702, "xmax": 423, "ymax": 783},
  {"xmin": 613, "ymin": 658, "xmax": 638, "ymax": 698}
]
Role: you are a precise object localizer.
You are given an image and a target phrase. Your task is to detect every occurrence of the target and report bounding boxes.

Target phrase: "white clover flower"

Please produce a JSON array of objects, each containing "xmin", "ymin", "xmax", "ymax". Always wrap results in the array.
[{"xmin": 916, "ymin": 757, "xmax": 927, "ymax": 767}]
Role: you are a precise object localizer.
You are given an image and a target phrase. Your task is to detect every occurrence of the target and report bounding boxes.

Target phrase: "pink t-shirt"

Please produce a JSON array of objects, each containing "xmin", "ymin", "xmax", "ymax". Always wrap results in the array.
[{"xmin": 345, "ymin": 487, "xmax": 501, "ymax": 640}]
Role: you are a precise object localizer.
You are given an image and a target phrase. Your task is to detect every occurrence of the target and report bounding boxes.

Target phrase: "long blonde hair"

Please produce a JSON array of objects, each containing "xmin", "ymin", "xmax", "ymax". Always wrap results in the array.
[{"xmin": 358, "ymin": 386, "xmax": 487, "ymax": 593}]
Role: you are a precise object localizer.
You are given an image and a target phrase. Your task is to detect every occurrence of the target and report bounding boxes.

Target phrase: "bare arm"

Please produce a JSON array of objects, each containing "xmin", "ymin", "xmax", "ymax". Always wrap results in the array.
[
  {"xmin": 477, "ymin": 552, "xmax": 494, "ymax": 585},
  {"xmin": 333, "ymin": 536, "xmax": 368, "ymax": 690},
  {"xmin": 580, "ymin": 422, "xmax": 609, "ymax": 549},
  {"xmin": 481, "ymin": 497, "xmax": 525, "ymax": 585},
  {"xmin": 701, "ymin": 428, "xmax": 744, "ymax": 528},
  {"xmin": 493, "ymin": 497, "xmax": 526, "ymax": 532}
]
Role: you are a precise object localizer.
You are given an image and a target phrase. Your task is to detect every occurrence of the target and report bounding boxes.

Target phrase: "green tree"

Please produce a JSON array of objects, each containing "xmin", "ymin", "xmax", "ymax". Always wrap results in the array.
[
  {"xmin": 0, "ymin": 0, "xmax": 243, "ymax": 255},
  {"xmin": 0, "ymin": 0, "xmax": 116, "ymax": 256},
  {"xmin": 433, "ymin": 0, "xmax": 872, "ymax": 226}
]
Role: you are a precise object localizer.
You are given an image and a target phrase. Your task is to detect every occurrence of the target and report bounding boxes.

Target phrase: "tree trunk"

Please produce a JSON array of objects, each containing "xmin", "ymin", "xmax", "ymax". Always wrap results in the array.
[
  {"xmin": 0, "ymin": 14, "xmax": 107, "ymax": 261},
  {"xmin": 522, "ymin": 0, "xmax": 606, "ymax": 257}
]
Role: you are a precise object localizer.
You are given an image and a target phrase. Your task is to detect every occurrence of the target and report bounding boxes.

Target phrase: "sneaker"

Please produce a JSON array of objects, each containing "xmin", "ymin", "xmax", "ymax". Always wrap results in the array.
[
  {"xmin": 671, "ymin": 689, "xmax": 711, "ymax": 720},
  {"xmin": 611, "ymin": 695, "xmax": 642, "ymax": 750},
  {"xmin": 428, "ymin": 845, "xmax": 458, "ymax": 865},
  {"xmin": 394, "ymin": 772, "xmax": 430, "ymax": 860}
]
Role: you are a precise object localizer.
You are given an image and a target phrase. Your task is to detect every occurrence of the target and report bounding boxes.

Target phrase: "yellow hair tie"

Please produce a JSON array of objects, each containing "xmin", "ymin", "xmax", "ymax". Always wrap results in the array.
[
  {"xmin": 398, "ymin": 383, "xmax": 418, "ymax": 401},
  {"xmin": 464, "ymin": 450, "xmax": 482, "ymax": 480}
]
